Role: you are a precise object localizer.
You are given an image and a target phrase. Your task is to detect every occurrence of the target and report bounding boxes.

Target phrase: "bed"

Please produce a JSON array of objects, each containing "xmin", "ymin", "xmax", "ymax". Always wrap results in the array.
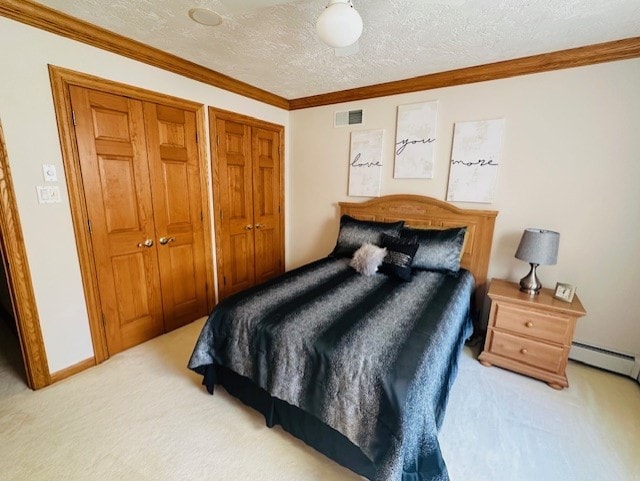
[{"xmin": 189, "ymin": 195, "xmax": 497, "ymax": 480}]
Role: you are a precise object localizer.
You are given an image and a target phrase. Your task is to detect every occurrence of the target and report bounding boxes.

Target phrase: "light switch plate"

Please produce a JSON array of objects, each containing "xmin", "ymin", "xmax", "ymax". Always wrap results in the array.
[
  {"xmin": 37, "ymin": 186, "xmax": 61, "ymax": 204},
  {"xmin": 43, "ymin": 164, "xmax": 58, "ymax": 182}
]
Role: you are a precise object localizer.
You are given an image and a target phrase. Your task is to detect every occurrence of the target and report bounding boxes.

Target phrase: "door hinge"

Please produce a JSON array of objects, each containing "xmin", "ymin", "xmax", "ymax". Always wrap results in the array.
[
  {"xmin": 216, "ymin": 135, "xmax": 219, "ymax": 146},
  {"xmin": 72, "ymin": 110, "xmax": 77, "ymax": 126},
  {"xmin": 101, "ymin": 312, "xmax": 107, "ymax": 328},
  {"xmin": 88, "ymin": 219, "xmax": 92, "ymax": 234},
  {"xmin": 200, "ymin": 210, "xmax": 203, "ymax": 222}
]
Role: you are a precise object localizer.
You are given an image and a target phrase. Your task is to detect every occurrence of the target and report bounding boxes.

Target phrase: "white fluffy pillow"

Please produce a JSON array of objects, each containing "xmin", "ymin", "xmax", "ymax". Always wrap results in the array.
[{"xmin": 349, "ymin": 243, "xmax": 387, "ymax": 276}]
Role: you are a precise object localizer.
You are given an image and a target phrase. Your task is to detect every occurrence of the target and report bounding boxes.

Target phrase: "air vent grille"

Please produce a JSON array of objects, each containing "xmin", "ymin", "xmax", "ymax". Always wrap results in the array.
[{"xmin": 334, "ymin": 109, "xmax": 363, "ymax": 127}]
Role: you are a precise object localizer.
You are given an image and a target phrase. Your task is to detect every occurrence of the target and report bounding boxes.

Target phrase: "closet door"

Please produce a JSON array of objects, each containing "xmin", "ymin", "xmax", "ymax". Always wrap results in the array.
[
  {"xmin": 144, "ymin": 103, "xmax": 209, "ymax": 331},
  {"xmin": 252, "ymin": 126, "xmax": 283, "ymax": 285},
  {"xmin": 215, "ymin": 117, "xmax": 256, "ymax": 298},
  {"xmin": 70, "ymin": 86, "xmax": 164, "ymax": 354},
  {"xmin": 71, "ymin": 85, "xmax": 211, "ymax": 355},
  {"xmin": 212, "ymin": 110, "xmax": 284, "ymax": 300}
]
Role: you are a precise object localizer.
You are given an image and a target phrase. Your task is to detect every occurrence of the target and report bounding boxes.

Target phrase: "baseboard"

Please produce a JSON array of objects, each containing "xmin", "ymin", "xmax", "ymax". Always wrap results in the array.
[
  {"xmin": 569, "ymin": 341, "xmax": 637, "ymax": 378},
  {"xmin": 49, "ymin": 357, "xmax": 96, "ymax": 383}
]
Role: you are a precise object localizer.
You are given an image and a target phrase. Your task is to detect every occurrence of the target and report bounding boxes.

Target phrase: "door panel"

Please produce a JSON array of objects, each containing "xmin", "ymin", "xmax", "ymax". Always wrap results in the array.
[
  {"xmin": 70, "ymin": 86, "xmax": 164, "ymax": 355},
  {"xmin": 111, "ymin": 253, "xmax": 151, "ymax": 324},
  {"xmin": 167, "ymin": 242, "xmax": 199, "ymax": 310},
  {"xmin": 144, "ymin": 103, "xmax": 209, "ymax": 331},
  {"xmin": 98, "ymin": 156, "xmax": 140, "ymax": 232},
  {"xmin": 229, "ymin": 232, "xmax": 252, "ymax": 286},
  {"xmin": 252, "ymin": 127, "xmax": 283, "ymax": 284},
  {"xmin": 162, "ymin": 161, "xmax": 191, "ymax": 224},
  {"xmin": 216, "ymin": 118, "xmax": 255, "ymax": 298}
]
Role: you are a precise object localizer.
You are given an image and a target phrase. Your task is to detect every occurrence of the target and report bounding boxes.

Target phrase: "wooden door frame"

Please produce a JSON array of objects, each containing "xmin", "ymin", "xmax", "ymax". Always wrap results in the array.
[
  {"xmin": 208, "ymin": 107, "xmax": 285, "ymax": 299},
  {"xmin": 0, "ymin": 119, "xmax": 50, "ymax": 389},
  {"xmin": 49, "ymin": 65, "xmax": 215, "ymax": 365}
]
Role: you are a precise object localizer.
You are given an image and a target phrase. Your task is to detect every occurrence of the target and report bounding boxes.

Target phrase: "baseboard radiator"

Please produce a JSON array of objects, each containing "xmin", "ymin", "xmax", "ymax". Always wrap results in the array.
[{"xmin": 570, "ymin": 342, "xmax": 640, "ymax": 380}]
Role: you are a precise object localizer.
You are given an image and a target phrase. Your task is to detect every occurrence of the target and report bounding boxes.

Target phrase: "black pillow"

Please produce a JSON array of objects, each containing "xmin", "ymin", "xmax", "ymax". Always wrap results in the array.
[
  {"xmin": 379, "ymin": 234, "xmax": 419, "ymax": 281},
  {"xmin": 332, "ymin": 215, "xmax": 404, "ymax": 258}
]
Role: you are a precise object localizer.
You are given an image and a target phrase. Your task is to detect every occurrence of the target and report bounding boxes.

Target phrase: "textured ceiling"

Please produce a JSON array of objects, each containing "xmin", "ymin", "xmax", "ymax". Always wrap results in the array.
[{"xmin": 34, "ymin": 0, "xmax": 640, "ymax": 99}]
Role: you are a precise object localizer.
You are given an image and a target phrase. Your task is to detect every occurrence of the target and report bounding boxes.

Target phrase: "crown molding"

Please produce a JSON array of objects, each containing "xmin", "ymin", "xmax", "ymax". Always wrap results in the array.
[
  {"xmin": 289, "ymin": 36, "xmax": 640, "ymax": 110},
  {"xmin": 0, "ymin": 0, "xmax": 290, "ymax": 110}
]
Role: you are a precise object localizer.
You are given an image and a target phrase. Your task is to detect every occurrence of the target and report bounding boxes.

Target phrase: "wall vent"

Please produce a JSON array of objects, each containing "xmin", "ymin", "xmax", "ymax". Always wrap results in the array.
[
  {"xmin": 334, "ymin": 109, "xmax": 363, "ymax": 127},
  {"xmin": 570, "ymin": 341, "xmax": 639, "ymax": 379}
]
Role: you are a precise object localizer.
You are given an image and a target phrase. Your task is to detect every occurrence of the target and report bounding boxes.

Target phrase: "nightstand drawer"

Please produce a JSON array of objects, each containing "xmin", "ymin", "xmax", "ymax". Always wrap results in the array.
[
  {"xmin": 494, "ymin": 303, "xmax": 570, "ymax": 343},
  {"xmin": 489, "ymin": 330, "xmax": 564, "ymax": 373}
]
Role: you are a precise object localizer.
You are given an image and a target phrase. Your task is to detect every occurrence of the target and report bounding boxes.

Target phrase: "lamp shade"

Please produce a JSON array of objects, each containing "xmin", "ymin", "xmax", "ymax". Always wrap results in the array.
[
  {"xmin": 515, "ymin": 228, "xmax": 559, "ymax": 265},
  {"xmin": 316, "ymin": 0, "xmax": 363, "ymax": 48}
]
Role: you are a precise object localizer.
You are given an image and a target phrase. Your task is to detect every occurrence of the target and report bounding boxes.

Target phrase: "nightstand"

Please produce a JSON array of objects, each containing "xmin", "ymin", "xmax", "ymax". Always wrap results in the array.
[{"xmin": 478, "ymin": 278, "xmax": 586, "ymax": 389}]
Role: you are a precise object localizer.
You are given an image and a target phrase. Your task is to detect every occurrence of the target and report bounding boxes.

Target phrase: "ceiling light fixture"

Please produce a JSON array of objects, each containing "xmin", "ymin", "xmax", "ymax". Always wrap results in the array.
[
  {"xmin": 188, "ymin": 8, "xmax": 222, "ymax": 27},
  {"xmin": 315, "ymin": 0, "xmax": 363, "ymax": 49}
]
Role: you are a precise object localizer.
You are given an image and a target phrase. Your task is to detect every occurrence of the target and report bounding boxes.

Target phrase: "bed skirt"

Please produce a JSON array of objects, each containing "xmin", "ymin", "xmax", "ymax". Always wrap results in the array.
[{"xmin": 202, "ymin": 363, "xmax": 376, "ymax": 478}]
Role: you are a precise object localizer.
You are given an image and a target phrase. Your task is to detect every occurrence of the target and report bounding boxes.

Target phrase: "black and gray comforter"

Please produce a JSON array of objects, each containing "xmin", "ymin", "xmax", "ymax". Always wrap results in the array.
[{"xmin": 188, "ymin": 256, "xmax": 474, "ymax": 481}]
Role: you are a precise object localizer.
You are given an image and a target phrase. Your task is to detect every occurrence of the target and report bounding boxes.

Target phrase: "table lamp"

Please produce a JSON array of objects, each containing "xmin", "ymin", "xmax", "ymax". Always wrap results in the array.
[{"xmin": 515, "ymin": 228, "xmax": 559, "ymax": 295}]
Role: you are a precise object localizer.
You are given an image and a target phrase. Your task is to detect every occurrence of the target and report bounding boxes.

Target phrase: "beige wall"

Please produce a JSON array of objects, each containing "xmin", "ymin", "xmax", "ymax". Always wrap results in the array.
[
  {"xmin": 0, "ymin": 17, "xmax": 289, "ymax": 373},
  {"xmin": 1, "ymin": 13, "xmax": 639, "ymax": 375},
  {"xmin": 289, "ymin": 59, "xmax": 640, "ymax": 358}
]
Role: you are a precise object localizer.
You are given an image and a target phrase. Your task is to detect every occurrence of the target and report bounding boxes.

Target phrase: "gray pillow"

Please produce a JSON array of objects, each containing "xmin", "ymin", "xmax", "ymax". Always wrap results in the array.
[
  {"xmin": 400, "ymin": 226, "xmax": 467, "ymax": 272},
  {"xmin": 332, "ymin": 215, "xmax": 404, "ymax": 258}
]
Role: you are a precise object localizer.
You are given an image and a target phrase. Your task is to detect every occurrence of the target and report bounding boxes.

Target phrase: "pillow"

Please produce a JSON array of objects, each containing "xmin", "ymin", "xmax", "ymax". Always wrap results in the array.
[
  {"xmin": 349, "ymin": 243, "xmax": 387, "ymax": 276},
  {"xmin": 400, "ymin": 226, "xmax": 467, "ymax": 272},
  {"xmin": 379, "ymin": 234, "xmax": 419, "ymax": 281},
  {"xmin": 332, "ymin": 215, "xmax": 404, "ymax": 258}
]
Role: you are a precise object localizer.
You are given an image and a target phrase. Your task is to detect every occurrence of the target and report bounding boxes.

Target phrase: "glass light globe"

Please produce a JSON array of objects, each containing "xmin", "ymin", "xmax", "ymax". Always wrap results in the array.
[{"xmin": 315, "ymin": 2, "xmax": 363, "ymax": 48}]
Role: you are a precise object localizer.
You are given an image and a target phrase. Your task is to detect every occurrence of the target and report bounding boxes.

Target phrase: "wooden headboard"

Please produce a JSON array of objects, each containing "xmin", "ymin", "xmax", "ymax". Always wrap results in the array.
[{"xmin": 339, "ymin": 195, "xmax": 498, "ymax": 308}]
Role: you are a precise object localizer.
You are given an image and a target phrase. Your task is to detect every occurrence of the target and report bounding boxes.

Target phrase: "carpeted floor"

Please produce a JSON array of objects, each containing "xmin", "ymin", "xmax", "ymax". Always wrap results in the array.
[{"xmin": 1, "ymin": 317, "xmax": 638, "ymax": 481}]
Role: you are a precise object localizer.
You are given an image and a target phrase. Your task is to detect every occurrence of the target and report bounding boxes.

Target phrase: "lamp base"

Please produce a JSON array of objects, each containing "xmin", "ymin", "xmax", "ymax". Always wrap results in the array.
[{"xmin": 519, "ymin": 263, "xmax": 542, "ymax": 295}]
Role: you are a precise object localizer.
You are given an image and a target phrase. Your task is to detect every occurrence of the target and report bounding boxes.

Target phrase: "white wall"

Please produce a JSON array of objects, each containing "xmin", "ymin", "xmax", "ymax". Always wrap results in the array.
[
  {"xmin": 289, "ymin": 59, "xmax": 640, "ymax": 358},
  {"xmin": 0, "ymin": 17, "xmax": 289, "ymax": 373}
]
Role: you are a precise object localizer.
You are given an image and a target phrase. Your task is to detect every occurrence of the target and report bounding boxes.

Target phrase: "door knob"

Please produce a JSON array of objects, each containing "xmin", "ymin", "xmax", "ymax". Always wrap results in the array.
[
  {"xmin": 255, "ymin": 223, "xmax": 265, "ymax": 229},
  {"xmin": 159, "ymin": 236, "xmax": 176, "ymax": 245},
  {"xmin": 137, "ymin": 239, "xmax": 154, "ymax": 248},
  {"xmin": 244, "ymin": 224, "xmax": 253, "ymax": 230}
]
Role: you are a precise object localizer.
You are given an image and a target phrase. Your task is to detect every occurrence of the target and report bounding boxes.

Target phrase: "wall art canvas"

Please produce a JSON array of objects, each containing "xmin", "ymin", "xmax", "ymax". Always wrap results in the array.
[
  {"xmin": 348, "ymin": 129, "xmax": 384, "ymax": 197},
  {"xmin": 394, "ymin": 101, "xmax": 438, "ymax": 179},
  {"xmin": 446, "ymin": 119, "xmax": 505, "ymax": 203}
]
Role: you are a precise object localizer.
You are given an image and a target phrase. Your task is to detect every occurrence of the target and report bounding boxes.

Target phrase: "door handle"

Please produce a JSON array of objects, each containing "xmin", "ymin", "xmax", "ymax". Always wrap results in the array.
[
  {"xmin": 137, "ymin": 239, "xmax": 154, "ymax": 248},
  {"xmin": 159, "ymin": 236, "xmax": 176, "ymax": 245},
  {"xmin": 244, "ymin": 224, "xmax": 253, "ymax": 230},
  {"xmin": 255, "ymin": 223, "xmax": 265, "ymax": 229}
]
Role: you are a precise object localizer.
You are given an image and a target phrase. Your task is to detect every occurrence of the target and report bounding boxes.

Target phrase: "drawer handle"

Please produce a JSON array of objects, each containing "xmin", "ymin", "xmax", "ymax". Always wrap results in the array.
[
  {"xmin": 520, "ymin": 348, "xmax": 528, "ymax": 355},
  {"xmin": 525, "ymin": 321, "xmax": 534, "ymax": 328}
]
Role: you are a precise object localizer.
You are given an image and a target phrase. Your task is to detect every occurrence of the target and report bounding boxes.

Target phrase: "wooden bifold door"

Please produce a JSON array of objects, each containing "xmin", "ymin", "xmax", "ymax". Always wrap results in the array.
[
  {"xmin": 70, "ymin": 86, "xmax": 210, "ymax": 355},
  {"xmin": 210, "ymin": 108, "xmax": 284, "ymax": 299}
]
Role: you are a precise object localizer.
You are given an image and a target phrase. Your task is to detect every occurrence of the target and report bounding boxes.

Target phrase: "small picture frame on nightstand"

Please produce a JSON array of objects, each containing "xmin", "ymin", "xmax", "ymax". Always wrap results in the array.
[{"xmin": 554, "ymin": 282, "xmax": 576, "ymax": 303}]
